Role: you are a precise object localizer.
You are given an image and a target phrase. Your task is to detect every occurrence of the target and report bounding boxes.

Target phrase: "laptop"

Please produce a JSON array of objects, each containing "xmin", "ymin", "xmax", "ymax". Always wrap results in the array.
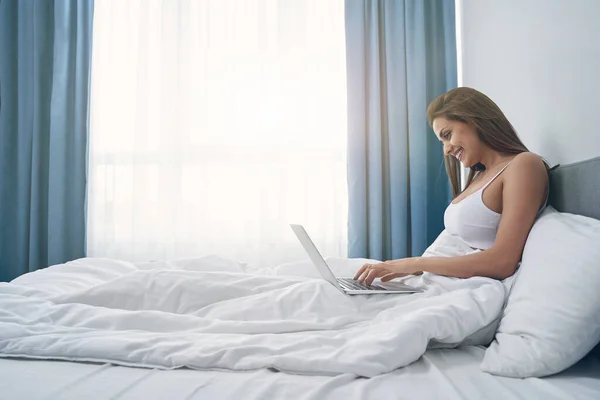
[{"xmin": 290, "ymin": 224, "xmax": 422, "ymax": 295}]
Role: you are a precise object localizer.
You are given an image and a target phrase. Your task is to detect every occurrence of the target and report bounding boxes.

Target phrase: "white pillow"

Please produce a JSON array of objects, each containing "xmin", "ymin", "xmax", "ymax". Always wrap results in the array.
[{"xmin": 481, "ymin": 206, "xmax": 600, "ymax": 378}]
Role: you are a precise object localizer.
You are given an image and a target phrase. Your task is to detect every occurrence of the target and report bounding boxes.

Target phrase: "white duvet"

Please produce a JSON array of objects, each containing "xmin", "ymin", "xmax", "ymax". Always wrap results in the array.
[{"xmin": 0, "ymin": 231, "xmax": 511, "ymax": 377}]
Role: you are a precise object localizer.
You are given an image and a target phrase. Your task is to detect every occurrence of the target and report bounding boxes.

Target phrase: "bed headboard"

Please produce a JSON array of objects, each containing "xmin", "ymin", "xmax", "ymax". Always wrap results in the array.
[{"xmin": 549, "ymin": 156, "xmax": 600, "ymax": 220}]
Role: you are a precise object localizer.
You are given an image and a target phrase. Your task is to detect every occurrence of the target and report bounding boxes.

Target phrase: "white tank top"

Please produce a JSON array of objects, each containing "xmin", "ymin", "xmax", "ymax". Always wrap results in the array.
[{"xmin": 443, "ymin": 162, "xmax": 513, "ymax": 250}]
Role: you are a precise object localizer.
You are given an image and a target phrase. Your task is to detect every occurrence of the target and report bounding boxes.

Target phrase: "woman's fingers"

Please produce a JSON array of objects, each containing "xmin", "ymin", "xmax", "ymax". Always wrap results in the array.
[
  {"xmin": 355, "ymin": 261, "xmax": 423, "ymax": 285},
  {"xmin": 359, "ymin": 268, "xmax": 372, "ymax": 284},
  {"xmin": 364, "ymin": 266, "xmax": 386, "ymax": 285},
  {"xmin": 355, "ymin": 262, "xmax": 399, "ymax": 285},
  {"xmin": 357, "ymin": 268, "xmax": 372, "ymax": 283},
  {"xmin": 364, "ymin": 269, "xmax": 377, "ymax": 285},
  {"xmin": 355, "ymin": 263, "xmax": 381, "ymax": 283},
  {"xmin": 353, "ymin": 264, "xmax": 369, "ymax": 280},
  {"xmin": 356, "ymin": 264, "xmax": 373, "ymax": 283}
]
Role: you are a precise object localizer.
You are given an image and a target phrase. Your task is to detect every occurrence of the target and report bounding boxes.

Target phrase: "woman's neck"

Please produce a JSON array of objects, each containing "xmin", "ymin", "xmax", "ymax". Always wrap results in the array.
[{"xmin": 479, "ymin": 150, "xmax": 519, "ymax": 171}]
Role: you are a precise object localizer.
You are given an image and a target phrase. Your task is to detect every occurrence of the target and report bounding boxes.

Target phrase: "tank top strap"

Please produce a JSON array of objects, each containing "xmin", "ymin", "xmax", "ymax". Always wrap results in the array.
[{"xmin": 481, "ymin": 160, "xmax": 514, "ymax": 190}]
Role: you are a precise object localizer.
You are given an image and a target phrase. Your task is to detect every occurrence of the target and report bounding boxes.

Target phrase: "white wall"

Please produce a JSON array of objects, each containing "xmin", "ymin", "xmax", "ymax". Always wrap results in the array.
[{"xmin": 459, "ymin": 0, "xmax": 600, "ymax": 165}]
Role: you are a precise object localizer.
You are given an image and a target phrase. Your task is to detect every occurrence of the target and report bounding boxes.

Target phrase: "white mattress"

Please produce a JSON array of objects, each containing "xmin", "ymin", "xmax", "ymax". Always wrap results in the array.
[{"xmin": 2, "ymin": 346, "xmax": 599, "ymax": 400}]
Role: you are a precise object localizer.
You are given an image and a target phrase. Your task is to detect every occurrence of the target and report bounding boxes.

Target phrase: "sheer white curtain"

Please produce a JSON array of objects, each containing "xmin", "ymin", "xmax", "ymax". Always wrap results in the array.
[{"xmin": 88, "ymin": 0, "xmax": 348, "ymax": 267}]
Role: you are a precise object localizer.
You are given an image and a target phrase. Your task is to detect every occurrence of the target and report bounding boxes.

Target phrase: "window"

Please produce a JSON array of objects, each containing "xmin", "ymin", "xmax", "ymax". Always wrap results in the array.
[{"xmin": 88, "ymin": 0, "xmax": 348, "ymax": 266}]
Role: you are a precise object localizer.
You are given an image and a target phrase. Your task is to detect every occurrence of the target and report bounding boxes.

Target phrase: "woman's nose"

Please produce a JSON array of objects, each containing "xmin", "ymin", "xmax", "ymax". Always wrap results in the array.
[{"xmin": 443, "ymin": 142, "xmax": 453, "ymax": 156}]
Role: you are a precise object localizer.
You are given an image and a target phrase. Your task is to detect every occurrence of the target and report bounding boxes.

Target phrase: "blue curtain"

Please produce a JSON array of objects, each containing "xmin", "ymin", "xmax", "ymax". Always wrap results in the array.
[
  {"xmin": 345, "ymin": 0, "xmax": 457, "ymax": 260},
  {"xmin": 0, "ymin": 0, "xmax": 94, "ymax": 282}
]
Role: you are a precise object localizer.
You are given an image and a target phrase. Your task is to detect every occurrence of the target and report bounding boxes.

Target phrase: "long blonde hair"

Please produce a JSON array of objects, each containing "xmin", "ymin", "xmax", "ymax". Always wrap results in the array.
[{"xmin": 427, "ymin": 87, "xmax": 529, "ymax": 197}]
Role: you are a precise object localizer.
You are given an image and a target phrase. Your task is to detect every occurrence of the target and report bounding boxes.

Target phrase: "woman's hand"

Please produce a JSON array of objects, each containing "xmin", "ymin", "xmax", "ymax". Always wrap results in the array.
[{"xmin": 353, "ymin": 258, "xmax": 422, "ymax": 286}]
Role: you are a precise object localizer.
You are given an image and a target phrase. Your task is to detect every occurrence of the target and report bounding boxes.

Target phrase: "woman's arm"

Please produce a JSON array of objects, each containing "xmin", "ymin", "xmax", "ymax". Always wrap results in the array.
[
  {"xmin": 355, "ymin": 153, "xmax": 548, "ymax": 284},
  {"xmin": 406, "ymin": 248, "xmax": 519, "ymax": 280}
]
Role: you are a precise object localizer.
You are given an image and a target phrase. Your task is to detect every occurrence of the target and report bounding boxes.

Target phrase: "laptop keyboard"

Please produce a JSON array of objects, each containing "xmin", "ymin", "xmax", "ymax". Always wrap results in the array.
[{"xmin": 337, "ymin": 277, "xmax": 385, "ymax": 291}]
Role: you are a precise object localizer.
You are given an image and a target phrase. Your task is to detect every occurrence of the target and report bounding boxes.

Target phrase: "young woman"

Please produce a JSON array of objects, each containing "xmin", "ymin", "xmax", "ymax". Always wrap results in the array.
[{"xmin": 355, "ymin": 87, "xmax": 549, "ymax": 284}]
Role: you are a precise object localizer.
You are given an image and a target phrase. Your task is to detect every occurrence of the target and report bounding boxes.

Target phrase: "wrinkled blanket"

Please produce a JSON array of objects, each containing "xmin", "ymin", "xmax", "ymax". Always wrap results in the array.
[{"xmin": 0, "ymin": 231, "xmax": 510, "ymax": 377}]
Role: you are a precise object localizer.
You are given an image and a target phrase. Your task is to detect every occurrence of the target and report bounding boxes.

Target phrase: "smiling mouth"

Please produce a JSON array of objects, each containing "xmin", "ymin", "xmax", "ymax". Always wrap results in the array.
[{"xmin": 454, "ymin": 148, "xmax": 464, "ymax": 161}]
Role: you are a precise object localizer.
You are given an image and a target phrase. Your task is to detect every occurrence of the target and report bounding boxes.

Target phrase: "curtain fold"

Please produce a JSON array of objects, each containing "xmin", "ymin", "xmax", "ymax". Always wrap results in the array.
[
  {"xmin": 345, "ymin": 0, "xmax": 456, "ymax": 260},
  {"xmin": 0, "ymin": 0, "xmax": 94, "ymax": 281}
]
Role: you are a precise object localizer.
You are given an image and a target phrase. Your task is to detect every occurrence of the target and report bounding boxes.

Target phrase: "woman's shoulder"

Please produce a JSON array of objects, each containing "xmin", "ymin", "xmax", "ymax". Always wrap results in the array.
[
  {"xmin": 507, "ymin": 152, "xmax": 548, "ymax": 174},
  {"xmin": 504, "ymin": 152, "xmax": 548, "ymax": 186}
]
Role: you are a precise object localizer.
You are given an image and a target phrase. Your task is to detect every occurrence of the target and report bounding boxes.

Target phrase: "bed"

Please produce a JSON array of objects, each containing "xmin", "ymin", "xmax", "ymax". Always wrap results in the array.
[{"xmin": 1, "ymin": 156, "xmax": 600, "ymax": 400}]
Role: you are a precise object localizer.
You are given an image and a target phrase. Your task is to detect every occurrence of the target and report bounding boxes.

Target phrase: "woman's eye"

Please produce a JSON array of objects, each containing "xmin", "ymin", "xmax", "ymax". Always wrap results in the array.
[{"xmin": 443, "ymin": 131, "xmax": 451, "ymax": 139}]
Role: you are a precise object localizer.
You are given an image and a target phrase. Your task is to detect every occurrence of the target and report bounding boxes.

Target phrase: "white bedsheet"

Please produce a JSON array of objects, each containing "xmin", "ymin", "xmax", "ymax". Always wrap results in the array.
[
  {"xmin": 1, "ymin": 232, "xmax": 511, "ymax": 377},
  {"xmin": 2, "ymin": 346, "xmax": 599, "ymax": 400},
  {"xmin": 0, "ymin": 257, "xmax": 507, "ymax": 376}
]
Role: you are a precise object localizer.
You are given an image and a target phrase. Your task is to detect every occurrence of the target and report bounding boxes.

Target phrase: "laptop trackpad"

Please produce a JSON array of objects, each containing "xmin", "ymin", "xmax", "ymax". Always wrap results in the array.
[{"xmin": 377, "ymin": 281, "xmax": 421, "ymax": 292}]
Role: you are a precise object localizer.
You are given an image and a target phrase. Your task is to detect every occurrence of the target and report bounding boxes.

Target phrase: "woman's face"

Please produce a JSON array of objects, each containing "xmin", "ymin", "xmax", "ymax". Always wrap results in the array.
[{"xmin": 432, "ymin": 117, "xmax": 483, "ymax": 168}]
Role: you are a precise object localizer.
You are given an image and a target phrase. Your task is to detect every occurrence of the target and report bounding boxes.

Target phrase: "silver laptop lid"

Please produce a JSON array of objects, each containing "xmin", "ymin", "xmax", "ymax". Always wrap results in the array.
[{"xmin": 289, "ymin": 224, "xmax": 342, "ymax": 289}]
